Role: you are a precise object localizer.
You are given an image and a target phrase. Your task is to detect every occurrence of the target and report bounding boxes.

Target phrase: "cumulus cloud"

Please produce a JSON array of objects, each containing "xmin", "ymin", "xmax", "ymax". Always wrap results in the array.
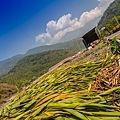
[{"xmin": 36, "ymin": 0, "xmax": 114, "ymax": 44}]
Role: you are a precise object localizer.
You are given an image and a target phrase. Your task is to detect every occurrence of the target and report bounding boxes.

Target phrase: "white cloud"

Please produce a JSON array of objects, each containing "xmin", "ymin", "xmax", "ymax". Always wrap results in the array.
[
  {"xmin": 46, "ymin": 14, "xmax": 74, "ymax": 37},
  {"xmin": 36, "ymin": 32, "xmax": 51, "ymax": 43},
  {"xmin": 36, "ymin": 0, "xmax": 114, "ymax": 44}
]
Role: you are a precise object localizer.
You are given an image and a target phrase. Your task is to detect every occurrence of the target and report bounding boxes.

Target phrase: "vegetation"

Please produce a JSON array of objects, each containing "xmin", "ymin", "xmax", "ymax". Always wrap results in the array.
[
  {"xmin": 98, "ymin": 0, "xmax": 120, "ymax": 29},
  {"xmin": 109, "ymin": 37, "xmax": 120, "ymax": 54},
  {"xmin": 0, "ymin": 55, "xmax": 120, "ymax": 119},
  {"xmin": 1, "ymin": 1, "xmax": 120, "ymax": 118},
  {"xmin": 98, "ymin": 16, "xmax": 120, "ymax": 37},
  {"xmin": 0, "ymin": 55, "xmax": 23, "ymax": 77},
  {"xmin": 0, "ymin": 49, "xmax": 75, "ymax": 89},
  {"xmin": 0, "ymin": 38, "xmax": 85, "ymax": 77},
  {"xmin": 97, "ymin": 0, "xmax": 120, "ymax": 38}
]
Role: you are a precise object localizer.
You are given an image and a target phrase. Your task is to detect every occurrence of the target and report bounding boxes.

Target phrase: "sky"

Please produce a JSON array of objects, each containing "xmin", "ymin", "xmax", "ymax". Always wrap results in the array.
[{"xmin": 0, "ymin": 0, "xmax": 114, "ymax": 61}]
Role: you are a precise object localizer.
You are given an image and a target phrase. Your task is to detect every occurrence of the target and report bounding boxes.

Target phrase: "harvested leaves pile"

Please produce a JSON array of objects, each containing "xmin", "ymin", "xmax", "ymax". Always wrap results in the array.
[
  {"xmin": 0, "ymin": 57, "xmax": 120, "ymax": 120},
  {"xmin": 95, "ymin": 60, "xmax": 120, "ymax": 108},
  {"xmin": 95, "ymin": 61, "xmax": 120, "ymax": 90}
]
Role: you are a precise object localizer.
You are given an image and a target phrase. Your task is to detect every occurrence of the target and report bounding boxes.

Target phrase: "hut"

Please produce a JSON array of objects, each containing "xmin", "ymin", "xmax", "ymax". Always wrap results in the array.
[{"xmin": 82, "ymin": 27, "xmax": 99, "ymax": 48}]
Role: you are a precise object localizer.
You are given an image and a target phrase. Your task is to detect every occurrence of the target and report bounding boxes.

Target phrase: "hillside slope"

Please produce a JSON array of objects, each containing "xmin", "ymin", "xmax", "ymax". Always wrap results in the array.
[
  {"xmin": 0, "ymin": 49, "xmax": 75, "ymax": 89},
  {"xmin": 0, "ymin": 55, "xmax": 23, "ymax": 77},
  {"xmin": 98, "ymin": 0, "xmax": 120, "ymax": 28},
  {"xmin": 0, "ymin": 39, "xmax": 85, "ymax": 77}
]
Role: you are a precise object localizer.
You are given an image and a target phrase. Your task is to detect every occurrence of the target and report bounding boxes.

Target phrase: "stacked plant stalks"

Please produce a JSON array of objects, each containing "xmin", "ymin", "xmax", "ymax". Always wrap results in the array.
[
  {"xmin": 0, "ymin": 57, "xmax": 120, "ymax": 120},
  {"xmin": 95, "ymin": 61, "xmax": 120, "ymax": 90}
]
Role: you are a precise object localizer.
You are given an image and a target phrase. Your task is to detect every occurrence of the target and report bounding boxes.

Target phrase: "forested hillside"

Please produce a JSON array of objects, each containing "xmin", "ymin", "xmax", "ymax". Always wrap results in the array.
[
  {"xmin": 0, "ymin": 38, "xmax": 85, "ymax": 77},
  {"xmin": 0, "ymin": 49, "xmax": 75, "ymax": 89},
  {"xmin": 98, "ymin": 0, "xmax": 120, "ymax": 29},
  {"xmin": 0, "ymin": 55, "xmax": 24, "ymax": 77}
]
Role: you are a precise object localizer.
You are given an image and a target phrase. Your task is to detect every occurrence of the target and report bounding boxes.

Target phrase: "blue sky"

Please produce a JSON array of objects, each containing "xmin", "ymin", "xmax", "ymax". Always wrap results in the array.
[{"xmin": 0, "ymin": 0, "xmax": 114, "ymax": 61}]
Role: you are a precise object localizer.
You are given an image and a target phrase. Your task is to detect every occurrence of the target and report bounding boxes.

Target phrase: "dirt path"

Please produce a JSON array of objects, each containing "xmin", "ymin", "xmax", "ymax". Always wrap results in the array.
[{"xmin": 71, "ymin": 44, "xmax": 112, "ymax": 63}]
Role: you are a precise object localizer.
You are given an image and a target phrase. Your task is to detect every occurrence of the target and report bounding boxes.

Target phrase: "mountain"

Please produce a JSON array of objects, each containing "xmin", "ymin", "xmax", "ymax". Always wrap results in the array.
[
  {"xmin": 0, "ymin": 49, "xmax": 76, "ymax": 89},
  {"xmin": 0, "ymin": 39, "xmax": 86, "ymax": 77},
  {"xmin": 98, "ymin": 0, "xmax": 120, "ymax": 28},
  {"xmin": 25, "ymin": 38, "xmax": 85, "ymax": 56},
  {"xmin": 0, "ymin": 55, "xmax": 24, "ymax": 77},
  {"xmin": 0, "ymin": 16, "xmax": 101, "ymax": 77}
]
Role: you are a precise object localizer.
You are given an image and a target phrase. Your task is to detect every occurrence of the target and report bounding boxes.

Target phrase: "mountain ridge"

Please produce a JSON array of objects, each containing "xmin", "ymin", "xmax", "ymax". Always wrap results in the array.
[
  {"xmin": 0, "ymin": 49, "xmax": 76, "ymax": 89},
  {"xmin": 0, "ymin": 16, "xmax": 101, "ymax": 77},
  {"xmin": 0, "ymin": 38, "xmax": 85, "ymax": 77}
]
